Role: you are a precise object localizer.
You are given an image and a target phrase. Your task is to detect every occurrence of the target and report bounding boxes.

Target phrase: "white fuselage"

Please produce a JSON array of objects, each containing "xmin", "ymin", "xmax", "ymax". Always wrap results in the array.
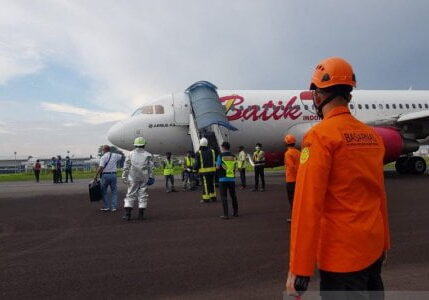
[{"xmin": 107, "ymin": 90, "xmax": 429, "ymax": 154}]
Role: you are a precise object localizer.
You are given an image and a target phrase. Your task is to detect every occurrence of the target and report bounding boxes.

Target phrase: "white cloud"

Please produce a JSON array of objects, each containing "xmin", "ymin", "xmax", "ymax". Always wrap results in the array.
[
  {"xmin": 0, "ymin": 127, "xmax": 12, "ymax": 134},
  {"xmin": 0, "ymin": 120, "xmax": 13, "ymax": 134},
  {"xmin": 0, "ymin": 40, "xmax": 43, "ymax": 84},
  {"xmin": 40, "ymin": 102, "xmax": 128, "ymax": 124},
  {"xmin": 0, "ymin": 101, "xmax": 115, "ymax": 157},
  {"xmin": 1, "ymin": 0, "xmax": 429, "ymax": 158},
  {"xmin": 2, "ymin": 0, "xmax": 429, "ymax": 108}
]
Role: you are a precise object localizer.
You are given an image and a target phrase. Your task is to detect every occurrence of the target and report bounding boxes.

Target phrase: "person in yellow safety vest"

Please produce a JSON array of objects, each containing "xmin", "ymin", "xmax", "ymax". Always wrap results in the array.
[
  {"xmin": 163, "ymin": 152, "xmax": 176, "ymax": 193},
  {"xmin": 183, "ymin": 151, "xmax": 196, "ymax": 191},
  {"xmin": 194, "ymin": 137, "xmax": 217, "ymax": 203},
  {"xmin": 217, "ymin": 141, "xmax": 239, "ymax": 219},
  {"xmin": 191, "ymin": 151, "xmax": 200, "ymax": 187},
  {"xmin": 237, "ymin": 145, "xmax": 247, "ymax": 189},
  {"xmin": 284, "ymin": 134, "xmax": 301, "ymax": 223},
  {"xmin": 252, "ymin": 142, "xmax": 266, "ymax": 192}
]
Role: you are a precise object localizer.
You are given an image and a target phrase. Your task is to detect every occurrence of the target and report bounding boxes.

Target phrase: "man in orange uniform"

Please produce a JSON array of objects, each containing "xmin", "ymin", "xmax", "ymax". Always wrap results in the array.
[
  {"xmin": 286, "ymin": 57, "xmax": 390, "ymax": 299},
  {"xmin": 284, "ymin": 134, "xmax": 300, "ymax": 223}
]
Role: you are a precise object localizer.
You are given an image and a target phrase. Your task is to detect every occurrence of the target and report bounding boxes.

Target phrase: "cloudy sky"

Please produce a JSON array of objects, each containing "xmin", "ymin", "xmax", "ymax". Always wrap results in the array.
[{"xmin": 1, "ymin": 0, "xmax": 429, "ymax": 158}]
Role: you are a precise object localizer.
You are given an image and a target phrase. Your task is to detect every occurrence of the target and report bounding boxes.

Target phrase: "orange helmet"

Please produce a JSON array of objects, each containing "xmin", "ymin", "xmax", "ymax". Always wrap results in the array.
[
  {"xmin": 284, "ymin": 134, "xmax": 296, "ymax": 145},
  {"xmin": 310, "ymin": 57, "xmax": 356, "ymax": 89}
]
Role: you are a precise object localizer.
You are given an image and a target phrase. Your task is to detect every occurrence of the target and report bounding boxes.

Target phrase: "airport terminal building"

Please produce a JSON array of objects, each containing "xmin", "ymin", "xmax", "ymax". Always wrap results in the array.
[{"xmin": 0, "ymin": 157, "xmax": 96, "ymax": 174}]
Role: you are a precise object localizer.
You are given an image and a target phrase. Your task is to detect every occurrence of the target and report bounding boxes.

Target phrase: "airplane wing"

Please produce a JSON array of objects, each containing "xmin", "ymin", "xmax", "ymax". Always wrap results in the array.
[
  {"xmin": 367, "ymin": 110, "xmax": 429, "ymax": 140},
  {"xmin": 397, "ymin": 110, "xmax": 429, "ymax": 123}
]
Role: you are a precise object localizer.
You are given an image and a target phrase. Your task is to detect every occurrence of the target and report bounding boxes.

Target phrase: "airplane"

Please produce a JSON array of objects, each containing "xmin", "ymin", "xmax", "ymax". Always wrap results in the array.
[{"xmin": 107, "ymin": 81, "xmax": 429, "ymax": 174}]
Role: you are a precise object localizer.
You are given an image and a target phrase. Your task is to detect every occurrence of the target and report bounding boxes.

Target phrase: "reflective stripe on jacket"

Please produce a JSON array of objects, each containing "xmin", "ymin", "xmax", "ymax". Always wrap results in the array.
[
  {"xmin": 163, "ymin": 159, "xmax": 174, "ymax": 176},
  {"xmin": 197, "ymin": 148, "xmax": 216, "ymax": 174},
  {"xmin": 217, "ymin": 152, "xmax": 236, "ymax": 180},
  {"xmin": 253, "ymin": 150, "xmax": 265, "ymax": 166}
]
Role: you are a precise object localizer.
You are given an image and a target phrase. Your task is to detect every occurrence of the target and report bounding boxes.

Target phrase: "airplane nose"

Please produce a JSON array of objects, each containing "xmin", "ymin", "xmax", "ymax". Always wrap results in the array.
[{"xmin": 107, "ymin": 121, "xmax": 124, "ymax": 148}]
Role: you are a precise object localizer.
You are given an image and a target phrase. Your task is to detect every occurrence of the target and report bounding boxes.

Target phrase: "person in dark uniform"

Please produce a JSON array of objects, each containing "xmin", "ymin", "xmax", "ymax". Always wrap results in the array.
[
  {"xmin": 51, "ymin": 157, "xmax": 58, "ymax": 183},
  {"xmin": 56, "ymin": 155, "xmax": 63, "ymax": 183},
  {"xmin": 33, "ymin": 159, "xmax": 41, "ymax": 183},
  {"xmin": 65, "ymin": 156, "xmax": 73, "ymax": 183},
  {"xmin": 194, "ymin": 137, "xmax": 217, "ymax": 203},
  {"xmin": 216, "ymin": 142, "xmax": 238, "ymax": 219}
]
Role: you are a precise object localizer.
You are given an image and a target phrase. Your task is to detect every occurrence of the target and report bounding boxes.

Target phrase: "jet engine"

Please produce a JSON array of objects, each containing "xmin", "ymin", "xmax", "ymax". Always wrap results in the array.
[
  {"xmin": 372, "ymin": 127, "xmax": 419, "ymax": 163},
  {"xmin": 373, "ymin": 127, "xmax": 425, "ymax": 174}
]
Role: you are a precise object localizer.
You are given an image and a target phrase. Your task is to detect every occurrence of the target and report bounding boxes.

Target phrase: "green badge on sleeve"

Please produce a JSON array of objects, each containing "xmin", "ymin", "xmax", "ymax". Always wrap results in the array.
[{"xmin": 300, "ymin": 147, "xmax": 310, "ymax": 164}]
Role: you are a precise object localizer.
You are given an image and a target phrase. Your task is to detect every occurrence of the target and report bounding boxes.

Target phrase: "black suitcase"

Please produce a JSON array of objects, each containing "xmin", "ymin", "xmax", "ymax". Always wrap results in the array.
[{"xmin": 89, "ymin": 180, "xmax": 102, "ymax": 202}]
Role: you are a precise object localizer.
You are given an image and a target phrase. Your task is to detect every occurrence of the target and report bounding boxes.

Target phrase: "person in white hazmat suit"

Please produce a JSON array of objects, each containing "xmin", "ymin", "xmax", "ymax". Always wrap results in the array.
[{"xmin": 122, "ymin": 137, "xmax": 155, "ymax": 221}]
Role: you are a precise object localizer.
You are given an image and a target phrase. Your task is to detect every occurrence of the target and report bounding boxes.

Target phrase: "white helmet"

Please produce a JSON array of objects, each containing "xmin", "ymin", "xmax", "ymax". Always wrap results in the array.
[{"xmin": 199, "ymin": 137, "xmax": 208, "ymax": 147}]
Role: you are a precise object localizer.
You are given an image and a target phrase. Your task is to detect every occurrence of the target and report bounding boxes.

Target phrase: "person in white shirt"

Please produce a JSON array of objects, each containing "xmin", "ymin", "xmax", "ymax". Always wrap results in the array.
[
  {"xmin": 121, "ymin": 137, "xmax": 155, "ymax": 221},
  {"xmin": 94, "ymin": 145, "xmax": 123, "ymax": 212},
  {"xmin": 237, "ymin": 146, "xmax": 247, "ymax": 189}
]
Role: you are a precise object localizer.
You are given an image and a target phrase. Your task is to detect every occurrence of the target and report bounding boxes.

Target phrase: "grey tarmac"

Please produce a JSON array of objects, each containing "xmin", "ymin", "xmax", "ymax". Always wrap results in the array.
[{"xmin": 1, "ymin": 171, "xmax": 428, "ymax": 299}]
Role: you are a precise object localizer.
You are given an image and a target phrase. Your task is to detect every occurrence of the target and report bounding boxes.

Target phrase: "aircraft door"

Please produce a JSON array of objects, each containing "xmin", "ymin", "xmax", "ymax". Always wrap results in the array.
[{"xmin": 172, "ymin": 93, "xmax": 190, "ymax": 125}]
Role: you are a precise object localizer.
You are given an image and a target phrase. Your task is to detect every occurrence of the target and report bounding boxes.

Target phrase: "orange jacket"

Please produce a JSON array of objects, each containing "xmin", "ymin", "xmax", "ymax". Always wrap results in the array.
[
  {"xmin": 284, "ymin": 147, "xmax": 300, "ymax": 182},
  {"xmin": 289, "ymin": 106, "xmax": 390, "ymax": 276}
]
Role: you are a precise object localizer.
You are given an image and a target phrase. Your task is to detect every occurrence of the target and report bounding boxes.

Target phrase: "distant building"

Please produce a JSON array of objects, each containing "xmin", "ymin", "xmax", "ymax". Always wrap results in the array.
[{"xmin": 0, "ymin": 157, "xmax": 93, "ymax": 174}]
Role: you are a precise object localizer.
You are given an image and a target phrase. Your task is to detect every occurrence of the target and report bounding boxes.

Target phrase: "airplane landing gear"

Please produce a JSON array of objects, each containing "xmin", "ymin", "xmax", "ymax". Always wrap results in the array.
[{"xmin": 395, "ymin": 156, "xmax": 426, "ymax": 174}]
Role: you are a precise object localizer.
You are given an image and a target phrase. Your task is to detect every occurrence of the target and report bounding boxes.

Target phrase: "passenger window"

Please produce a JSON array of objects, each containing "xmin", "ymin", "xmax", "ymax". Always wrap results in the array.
[
  {"xmin": 379, "ymin": 104, "xmax": 383, "ymax": 109},
  {"xmin": 372, "ymin": 104, "xmax": 376, "ymax": 109},
  {"xmin": 425, "ymin": 104, "xmax": 429, "ymax": 109},
  {"xmin": 392, "ymin": 104, "xmax": 396, "ymax": 109},
  {"xmin": 405, "ymin": 104, "xmax": 410, "ymax": 109},
  {"xmin": 418, "ymin": 104, "xmax": 422, "ymax": 109},
  {"xmin": 365, "ymin": 104, "xmax": 369, "ymax": 109},
  {"xmin": 399, "ymin": 104, "xmax": 403, "ymax": 109},
  {"xmin": 358, "ymin": 104, "xmax": 362, "ymax": 109},
  {"xmin": 349, "ymin": 104, "xmax": 354, "ymax": 109},
  {"xmin": 386, "ymin": 104, "xmax": 390, "ymax": 109},
  {"xmin": 412, "ymin": 104, "xmax": 416, "ymax": 109},
  {"xmin": 154, "ymin": 105, "xmax": 164, "ymax": 114},
  {"xmin": 304, "ymin": 105, "xmax": 309, "ymax": 110}
]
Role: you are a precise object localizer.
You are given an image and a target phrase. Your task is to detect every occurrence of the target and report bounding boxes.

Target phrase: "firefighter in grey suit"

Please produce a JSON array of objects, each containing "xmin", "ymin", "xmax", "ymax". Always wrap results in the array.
[{"xmin": 122, "ymin": 137, "xmax": 155, "ymax": 221}]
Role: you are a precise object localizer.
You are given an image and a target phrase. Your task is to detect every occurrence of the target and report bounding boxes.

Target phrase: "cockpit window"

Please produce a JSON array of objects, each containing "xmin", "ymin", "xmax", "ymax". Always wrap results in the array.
[
  {"xmin": 141, "ymin": 106, "xmax": 154, "ymax": 114},
  {"xmin": 154, "ymin": 105, "xmax": 164, "ymax": 114},
  {"xmin": 132, "ymin": 105, "xmax": 154, "ymax": 116}
]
